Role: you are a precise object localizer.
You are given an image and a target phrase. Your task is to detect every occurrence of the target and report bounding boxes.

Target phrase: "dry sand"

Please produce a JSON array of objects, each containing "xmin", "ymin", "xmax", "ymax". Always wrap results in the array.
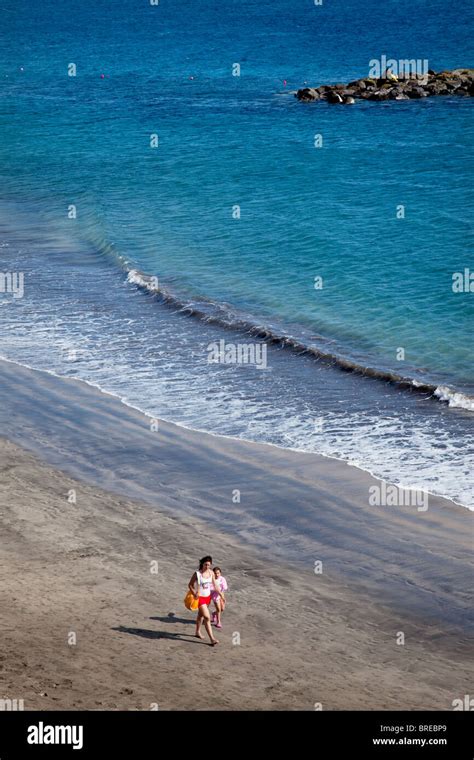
[{"xmin": 0, "ymin": 359, "xmax": 472, "ymax": 710}]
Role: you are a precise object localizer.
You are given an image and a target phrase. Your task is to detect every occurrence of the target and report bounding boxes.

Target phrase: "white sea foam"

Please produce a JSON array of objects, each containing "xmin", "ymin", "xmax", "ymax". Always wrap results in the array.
[
  {"xmin": 434, "ymin": 386, "xmax": 474, "ymax": 411},
  {"xmin": 126, "ymin": 269, "xmax": 158, "ymax": 292}
]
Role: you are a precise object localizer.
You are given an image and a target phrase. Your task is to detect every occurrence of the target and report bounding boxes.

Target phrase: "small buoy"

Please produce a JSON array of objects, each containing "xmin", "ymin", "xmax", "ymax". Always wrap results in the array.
[
  {"xmin": 189, "ymin": 76, "xmax": 194, "ymax": 80},
  {"xmin": 20, "ymin": 67, "xmax": 24, "ymax": 71},
  {"xmin": 100, "ymin": 73, "xmax": 105, "ymax": 79},
  {"xmin": 283, "ymin": 79, "xmax": 287, "ymax": 86}
]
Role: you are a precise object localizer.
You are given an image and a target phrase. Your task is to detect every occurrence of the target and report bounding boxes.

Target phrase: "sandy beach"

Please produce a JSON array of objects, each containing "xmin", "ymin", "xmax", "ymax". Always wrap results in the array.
[{"xmin": 0, "ymin": 358, "xmax": 472, "ymax": 710}]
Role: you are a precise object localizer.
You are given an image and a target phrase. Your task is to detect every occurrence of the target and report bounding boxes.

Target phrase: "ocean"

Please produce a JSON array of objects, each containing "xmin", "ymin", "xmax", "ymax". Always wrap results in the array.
[{"xmin": 1, "ymin": 0, "xmax": 473, "ymax": 506}]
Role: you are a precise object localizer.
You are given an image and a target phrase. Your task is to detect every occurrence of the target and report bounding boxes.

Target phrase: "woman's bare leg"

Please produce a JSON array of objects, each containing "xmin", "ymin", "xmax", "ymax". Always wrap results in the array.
[
  {"xmin": 200, "ymin": 604, "xmax": 218, "ymax": 645},
  {"xmin": 195, "ymin": 608, "xmax": 204, "ymax": 639}
]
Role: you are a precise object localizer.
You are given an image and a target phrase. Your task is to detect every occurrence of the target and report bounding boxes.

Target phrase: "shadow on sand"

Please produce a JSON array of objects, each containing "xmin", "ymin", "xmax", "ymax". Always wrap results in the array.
[
  {"xmin": 149, "ymin": 615, "xmax": 195, "ymax": 626},
  {"xmin": 112, "ymin": 624, "xmax": 204, "ymax": 645}
]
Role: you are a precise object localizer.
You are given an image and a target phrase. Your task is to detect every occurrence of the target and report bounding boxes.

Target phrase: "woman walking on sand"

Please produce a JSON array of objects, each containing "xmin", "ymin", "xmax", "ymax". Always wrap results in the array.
[{"xmin": 188, "ymin": 556, "xmax": 224, "ymax": 646}]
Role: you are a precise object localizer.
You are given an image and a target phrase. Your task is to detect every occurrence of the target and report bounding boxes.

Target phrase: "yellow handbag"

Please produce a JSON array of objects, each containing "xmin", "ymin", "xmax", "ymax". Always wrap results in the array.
[{"xmin": 184, "ymin": 590, "xmax": 199, "ymax": 611}]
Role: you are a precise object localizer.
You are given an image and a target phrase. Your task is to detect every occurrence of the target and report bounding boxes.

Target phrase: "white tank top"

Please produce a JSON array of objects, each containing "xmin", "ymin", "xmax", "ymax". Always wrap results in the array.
[{"xmin": 197, "ymin": 570, "xmax": 212, "ymax": 596}]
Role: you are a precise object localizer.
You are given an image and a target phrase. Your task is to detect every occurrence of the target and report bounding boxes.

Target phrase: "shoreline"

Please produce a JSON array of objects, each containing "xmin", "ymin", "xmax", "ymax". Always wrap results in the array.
[
  {"xmin": 0, "ymin": 356, "xmax": 472, "ymax": 709},
  {"xmin": 0, "ymin": 355, "xmax": 471, "ymax": 512}
]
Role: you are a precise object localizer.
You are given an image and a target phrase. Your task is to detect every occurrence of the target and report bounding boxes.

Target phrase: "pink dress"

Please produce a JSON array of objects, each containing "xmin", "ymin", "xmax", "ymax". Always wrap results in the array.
[{"xmin": 211, "ymin": 575, "xmax": 228, "ymax": 603}]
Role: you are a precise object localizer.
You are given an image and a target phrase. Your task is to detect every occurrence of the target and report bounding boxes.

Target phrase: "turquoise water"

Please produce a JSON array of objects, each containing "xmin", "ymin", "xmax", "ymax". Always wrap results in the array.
[{"xmin": 0, "ymin": 0, "xmax": 473, "ymax": 505}]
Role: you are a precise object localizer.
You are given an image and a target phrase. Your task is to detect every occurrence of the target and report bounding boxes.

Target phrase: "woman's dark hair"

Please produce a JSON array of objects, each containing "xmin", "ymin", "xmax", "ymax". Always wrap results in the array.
[
  {"xmin": 213, "ymin": 567, "xmax": 221, "ymax": 574},
  {"xmin": 199, "ymin": 555, "xmax": 213, "ymax": 570}
]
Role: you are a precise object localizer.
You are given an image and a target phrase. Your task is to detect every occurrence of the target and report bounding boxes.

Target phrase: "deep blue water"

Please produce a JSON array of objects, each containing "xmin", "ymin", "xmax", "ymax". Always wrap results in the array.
[{"xmin": 0, "ymin": 0, "xmax": 473, "ymax": 506}]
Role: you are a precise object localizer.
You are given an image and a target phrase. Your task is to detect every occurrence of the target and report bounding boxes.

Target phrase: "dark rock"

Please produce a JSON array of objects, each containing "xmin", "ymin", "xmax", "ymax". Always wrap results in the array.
[
  {"xmin": 326, "ymin": 90, "xmax": 343, "ymax": 103},
  {"xmin": 388, "ymin": 87, "xmax": 403, "ymax": 99},
  {"xmin": 426, "ymin": 80, "xmax": 448, "ymax": 95},
  {"xmin": 376, "ymin": 76, "xmax": 399, "ymax": 87},
  {"xmin": 368, "ymin": 90, "xmax": 390, "ymax": 101},
  {"xmin": 296, "ymin": 87, "xmax": 320, "ymax": 101},
  {"xmin": 296, "ymin": 68, "xmax": 473, "ymax": 104},
  {"xmin": 406, "ymin": 86, "xmax": 428, "ymax": 99},
  {"xmin": 452, "ymin": 68, "xmax": 474, "ymax": 78}
]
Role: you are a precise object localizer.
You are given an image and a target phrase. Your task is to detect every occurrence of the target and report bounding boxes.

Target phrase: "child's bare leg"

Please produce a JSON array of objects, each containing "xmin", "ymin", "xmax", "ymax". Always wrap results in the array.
[{"xmin": 215, "ymin": 599, "xmax": 222, "ymax": 626}]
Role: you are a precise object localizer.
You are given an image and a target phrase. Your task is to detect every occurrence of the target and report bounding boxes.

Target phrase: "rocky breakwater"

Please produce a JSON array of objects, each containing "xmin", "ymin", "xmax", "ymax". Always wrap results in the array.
[{"xmin": 296, "ymin": 68, "xmax": 474, "ymax": 104}]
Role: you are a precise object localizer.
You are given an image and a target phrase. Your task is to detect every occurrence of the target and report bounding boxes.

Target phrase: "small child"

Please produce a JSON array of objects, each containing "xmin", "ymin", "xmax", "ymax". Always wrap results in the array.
[{"xmin": 210, "ymin": 567, "xmax": 228, "ymax": 629}]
